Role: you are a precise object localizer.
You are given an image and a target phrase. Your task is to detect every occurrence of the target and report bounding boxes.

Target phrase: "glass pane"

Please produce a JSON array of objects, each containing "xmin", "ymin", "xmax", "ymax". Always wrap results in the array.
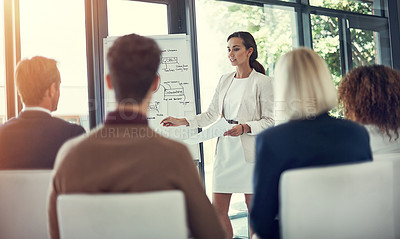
[
  {"xmin": 0, "ymin": 4, "xmax": 5, "ymax": 123},
  {"xmin": 107, "ymin": 0, "xmax": 168, "ymax": 36},
  {"xmin": 19, "ymin": 0, "xmax": 89, "ymax": 131},
  {"xmin": 351, "ymin": 28, "xmax": 377, "ymax": 68},
  {"xmin": 263, "ymin": 4, "xmax": 298, "ymax": 76},
  {"xmin": 311, "ymin": 14, "xmax": 341, "ymax": 86},
  {"xmin": 311, "ymin": 14, "xmax": 343, "ymax": 117},
  {"xmin": 105, "ymin": 1, "xmax": 168, "ymax": 116},
  {"xmin": 196, "ymin": 0, "xmax": 298, "ymax": 237},
  {"xmin": 309, "ymin": 0, "xmax": 379, "ymax": 15}
]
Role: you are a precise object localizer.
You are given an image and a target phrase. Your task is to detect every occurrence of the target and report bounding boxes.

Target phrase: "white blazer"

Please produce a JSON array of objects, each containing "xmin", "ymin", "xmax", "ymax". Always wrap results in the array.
[{"xmin": 187, "ymin": 69, "xmax": 274, "ymax": 162}]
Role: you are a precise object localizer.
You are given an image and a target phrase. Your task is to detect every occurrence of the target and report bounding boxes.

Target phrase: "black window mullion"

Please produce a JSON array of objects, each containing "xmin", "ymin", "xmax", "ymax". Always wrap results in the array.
[
  {"xmin": 295, "ymin": 3, "xmax": 305, "ymax": 46},
  {"xmin": 185, "ymin": 0, "xmax": 205, "ymax": 186},
  {"xmin": 338, "ymin": 17, "xmax": 352, "ymax": 75},
  {"xmin": 85, "ymin": 0, "xmax": 99, "ymax": 129},
  {"xmin": 167, "ymin": 0, "xmax": 186, "ymax": 34},
  {"xmin": 387, "ymin": 0, "xmax": 400, "ymax": 70},
  {"xmin": 301, "ymin": 2, "xmax": 313, "ymax": 48},
  {"xmin": 86, "ymin": 0, "xmax": 108, "ymax": 129}
]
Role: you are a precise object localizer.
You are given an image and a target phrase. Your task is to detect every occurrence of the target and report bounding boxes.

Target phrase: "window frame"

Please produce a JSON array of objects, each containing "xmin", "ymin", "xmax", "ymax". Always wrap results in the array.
[
  {"xmin": 3, "ymin": 0, "xmax": 21, "ymax": 120},
  {"xmin": 217, "ymin": 0, "xmax": 400, "ymax": 72}
]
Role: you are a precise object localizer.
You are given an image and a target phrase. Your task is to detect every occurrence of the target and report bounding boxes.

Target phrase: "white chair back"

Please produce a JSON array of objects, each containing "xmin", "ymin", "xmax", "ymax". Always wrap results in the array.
[
  {"xmin": 57, "ymin": 190, "xmax": 188, "ymax": 239},
  {"xmin": 374, "ymin": 155, "xmax": 400, "ymax": 238},
  {"xmin": 280, "ymin": 161, "xmax": 395, "ymax": 239},
  {"xmin": 374, "ymin": 153, "xmax": 400, "ymax": 161},
  {"xmin": 0, "ymin": 170, "xmax": 52, "ymax": 239}
]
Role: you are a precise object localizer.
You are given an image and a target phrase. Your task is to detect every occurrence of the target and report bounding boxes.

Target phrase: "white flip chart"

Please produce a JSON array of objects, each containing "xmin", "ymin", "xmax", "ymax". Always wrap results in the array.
[{"xmin": 103, "ymin": 34, "xmax": 200, "ymax": 160}]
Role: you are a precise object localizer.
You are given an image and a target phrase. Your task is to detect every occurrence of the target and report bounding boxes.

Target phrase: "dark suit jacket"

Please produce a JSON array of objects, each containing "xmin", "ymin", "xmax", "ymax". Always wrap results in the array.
[
  {"xmin": 250, "ymin": 113, "xmax": 372, "ymax": 239},
  {"xmin": 0, "ymin": 110, "xmax": 85, "ymax": 169}
]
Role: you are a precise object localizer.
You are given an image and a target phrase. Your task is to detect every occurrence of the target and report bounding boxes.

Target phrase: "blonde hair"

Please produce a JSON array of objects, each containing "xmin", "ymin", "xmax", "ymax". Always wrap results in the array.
[
  {"xmin": 15, "ymin": 56, "xmax": 60, "ymax": 105},
  {"xmin": 274, "ymin": 47, "xmax": 337, "ymax": 121}
]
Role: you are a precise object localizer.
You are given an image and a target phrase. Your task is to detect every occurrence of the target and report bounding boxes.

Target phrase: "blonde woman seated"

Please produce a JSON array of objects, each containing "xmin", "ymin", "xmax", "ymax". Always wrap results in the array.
[
  {"xmin": 250, "ymin": 48, "xmax": 372, "ymax": 239},
  {"xmin": 338, "ymin": 65, "xmax": 400, "ymax": 159}
]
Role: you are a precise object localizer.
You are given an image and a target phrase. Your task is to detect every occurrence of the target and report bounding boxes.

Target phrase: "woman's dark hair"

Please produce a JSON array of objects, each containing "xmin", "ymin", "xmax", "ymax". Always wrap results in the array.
[{"xmin": 227, "ymin": 31, "xmax": 265, "ymax": 75}]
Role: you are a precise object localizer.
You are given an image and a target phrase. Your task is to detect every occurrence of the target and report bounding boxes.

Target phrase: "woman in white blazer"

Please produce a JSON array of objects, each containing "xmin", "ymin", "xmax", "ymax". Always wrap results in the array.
[{"xmin": 161, "ymin": 31, "xmax": 274, "ymax": 238}]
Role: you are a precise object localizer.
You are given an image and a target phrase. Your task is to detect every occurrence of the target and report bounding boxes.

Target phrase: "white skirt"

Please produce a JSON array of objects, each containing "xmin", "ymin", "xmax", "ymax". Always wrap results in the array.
[{"xmin": 212, "ymin": 135, "xmax": 255, "ymax": 193}]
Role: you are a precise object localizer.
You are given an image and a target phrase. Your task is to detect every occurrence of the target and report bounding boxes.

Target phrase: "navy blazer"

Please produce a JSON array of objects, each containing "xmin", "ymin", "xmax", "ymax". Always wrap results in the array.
[
  {"xmin": 0, "ymin": 111, "xmax": 85, "ymax": 169},
  {"xmin": 250, "ymin": 113, "xmax": 372, "ymax": 239}
]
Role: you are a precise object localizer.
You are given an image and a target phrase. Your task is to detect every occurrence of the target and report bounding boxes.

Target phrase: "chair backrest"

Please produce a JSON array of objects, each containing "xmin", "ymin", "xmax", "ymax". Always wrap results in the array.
[
  {"xmin": 279, "ymin": 161, "xmax": 395, "ymax": 239},
  {"xmin": 0, "ymin": 170, "xmax": 52, "ymax": 239},
  {"xmin": 374, "ymin": 155, "xmax": 400, "ymax": 238},
  {"xmin": 374, "ymin": 153, "xmax": 400, "ymax": 161},
  {"xmin": 57, "ymin": 190, "xmax": 188, "ymax": 239}
]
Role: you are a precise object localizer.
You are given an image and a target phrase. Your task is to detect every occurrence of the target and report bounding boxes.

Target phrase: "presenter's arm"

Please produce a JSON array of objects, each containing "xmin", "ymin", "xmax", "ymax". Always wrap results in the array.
[
  {"xmin": 161, "ymin": 76, "xmax": 224, "ymax": 128},
  {"xmin": 160, "ymin": 117, "xmax": 189, "ymax": 127},
  {"xmin": 185, "ymin": 75, "xmax": 225, "ymax": 128}
]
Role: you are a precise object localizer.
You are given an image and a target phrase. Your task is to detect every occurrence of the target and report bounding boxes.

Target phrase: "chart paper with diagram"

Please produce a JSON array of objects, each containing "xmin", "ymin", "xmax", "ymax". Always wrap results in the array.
[{"xmin": 104, "ymin": 34, "xmax": 200, "ymax": 160}]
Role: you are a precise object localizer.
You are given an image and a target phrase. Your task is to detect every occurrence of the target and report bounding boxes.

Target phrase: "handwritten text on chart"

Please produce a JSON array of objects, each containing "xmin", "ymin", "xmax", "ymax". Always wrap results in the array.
[
  {"xmin": 161, "ymin": 49, "xmax": 178, "ymax": 53},
  {"xmin": 160, "ymin": 81, "xmax": 189, "ymax": 102},
  {"xmin": 161, "ymin": 64, "xmax": 189, "ymax": 73},
  {"xmin": 162, "ymin": 57, "xmax": 178, "ymax": 64}
]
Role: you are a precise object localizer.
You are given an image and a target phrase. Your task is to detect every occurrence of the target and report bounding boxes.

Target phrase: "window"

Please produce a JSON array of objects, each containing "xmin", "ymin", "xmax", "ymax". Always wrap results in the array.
[
  {"xmin": 310, "ymin": 0, "xmax": 377, "ymax": 15},
  {"xmin": 0, "ymin": 4, "xmax": 5, "ymax": 124},
  {"xmin": 350, "ymin": 28, "xmax": 378, "ymax": 68},
  {"xmin": 263, "ymin": 4, "xmax": 298, "ymax": 76},
  {"xmin": 310, "ymin": 13, "xmax": 390, "ymax": 78},
  {"xmin": 311, "ymin": 14, "xmax": 344, "ymax": 117},
  {"xmin": 107, "ymin": 0, "xmax": 168, "ymax": 37},
  {"xmin": 311, "ymin": 14, "xmax": 341, "ymax": 85},
  {"xmin": 19, "ymin": 0, "xmax": 89, "ymax": 130},
  {"xmin": 104, "ymin": 0, "xmax": 169, "ymax": 115}
]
